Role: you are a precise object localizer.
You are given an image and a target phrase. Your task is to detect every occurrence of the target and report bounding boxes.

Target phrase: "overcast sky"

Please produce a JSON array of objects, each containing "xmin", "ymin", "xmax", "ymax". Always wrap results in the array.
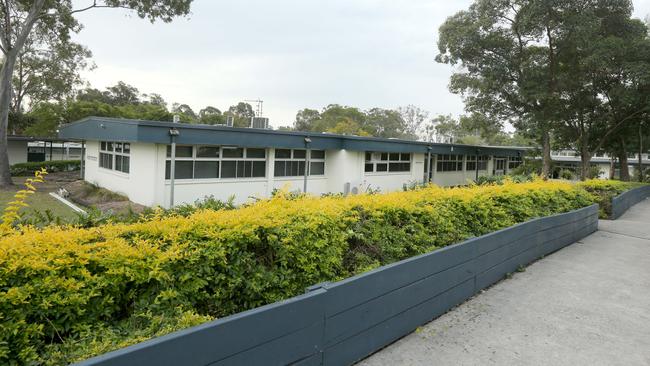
[{"xmin": 72, "ymin": 0, "xmax": 650, "ymax": 127}]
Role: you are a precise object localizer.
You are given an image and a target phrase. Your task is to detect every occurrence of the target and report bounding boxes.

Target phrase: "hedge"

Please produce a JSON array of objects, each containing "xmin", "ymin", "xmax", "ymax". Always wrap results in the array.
[
  {"xmin": 576, "ymin": 179, "xmax": 647, "ymax": 218},
  {"xmin": 0, "ymin": 180, "xmax": 595, "ymax": 364},
  {"xmin": 10, "ymin": 160, "xmax": 81, "ymax": 176}
]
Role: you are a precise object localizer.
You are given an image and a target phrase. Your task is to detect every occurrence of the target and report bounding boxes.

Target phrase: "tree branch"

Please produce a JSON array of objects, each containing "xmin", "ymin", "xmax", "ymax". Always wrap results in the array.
[{"xmin": 69, "ymin": 1, "xmax": 133, "ymax": 16}]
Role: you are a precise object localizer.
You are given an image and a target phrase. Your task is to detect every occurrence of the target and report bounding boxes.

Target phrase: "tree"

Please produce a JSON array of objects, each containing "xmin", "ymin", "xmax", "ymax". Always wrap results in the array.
[
  {"xmin": 294, "ymin": 108, "xmax": 320, "ymax": 131},
  {"xmin": 198, "ymin": 106, "xmax": 223, "ymax": 125},
  {"xmin": 552, "ymin": 3, "xmax": 650, "ymax": 179},
  {"xmin": 398, "ymin": 105, "xmax": 429, "ymax": 141},
  {"xmin": 172, "ymin": 103, "xmax": 197, "ymax": 122},
  {"xmin": 225, "ymin": 102, "xmax": 255, "ymax": 127},
  {"xmin": 436, "ymin": 0, "xmax": 572, "ymax": 178},
  {"xmin": 0, "ymin": 0, "xmax": 192, "ymax": 187}
]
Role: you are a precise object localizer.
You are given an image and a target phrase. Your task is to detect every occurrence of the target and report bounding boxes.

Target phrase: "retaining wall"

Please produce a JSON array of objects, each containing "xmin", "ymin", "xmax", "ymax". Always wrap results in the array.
[
  {"xmin": 76, "ymin": 204, "xmax": 600, "ymax": 366},
  {"xmin": 611, "ymin": 185, "xmax": 650, "ymax": 219}
]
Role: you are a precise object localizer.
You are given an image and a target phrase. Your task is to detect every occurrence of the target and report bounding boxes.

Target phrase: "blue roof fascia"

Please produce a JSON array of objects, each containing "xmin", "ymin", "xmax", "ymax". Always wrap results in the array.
[{"xmin": 58, "ymin": 117, "xmax": 527, "ymax": 156}]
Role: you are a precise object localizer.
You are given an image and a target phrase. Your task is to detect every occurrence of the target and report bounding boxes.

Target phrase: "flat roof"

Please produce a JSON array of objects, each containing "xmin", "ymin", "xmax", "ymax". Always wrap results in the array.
[{"xmin": 58, "ymin": 116, "xmax": 528, "ymax": 157}]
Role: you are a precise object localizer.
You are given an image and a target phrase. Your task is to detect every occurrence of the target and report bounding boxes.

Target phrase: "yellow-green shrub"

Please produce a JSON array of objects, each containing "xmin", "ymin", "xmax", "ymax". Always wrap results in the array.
[
  {"xmin": 0, "ymin": 180, "xmax": 594, "ymax": 364},
  {"xmin": 577, "ymin": 179, "xmax": 647, "ymax": 218}
]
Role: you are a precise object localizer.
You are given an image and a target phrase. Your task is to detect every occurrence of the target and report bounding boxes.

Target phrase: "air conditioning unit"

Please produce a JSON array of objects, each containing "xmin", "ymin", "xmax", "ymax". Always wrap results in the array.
[
  {"xmin": 250, "ymin": 117, "xmax": 269, "ymax": 129},
  {"xmin": 226, "ymin": 116, "xmax": 234, "ymax": 127}
]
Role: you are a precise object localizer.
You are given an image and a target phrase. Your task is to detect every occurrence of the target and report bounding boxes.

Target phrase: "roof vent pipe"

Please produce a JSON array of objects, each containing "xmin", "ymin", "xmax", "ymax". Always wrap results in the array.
[{"xmin": 173, "ymin": 115, "xmax": 180, "ymax": 123}]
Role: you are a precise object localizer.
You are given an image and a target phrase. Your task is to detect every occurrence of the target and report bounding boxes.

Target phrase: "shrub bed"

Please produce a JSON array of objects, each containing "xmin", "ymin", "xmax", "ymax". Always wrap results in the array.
[
  {"xmin": 576, "ymin": 180, "xmax": 647, "ymax": 218},
  {"xmin": 0, "ymin": 180, "xmax": 595, "ymax": 364},
  {"xmin": 10, "ymin": 160, "xmax": 81, "ymax": 176}
]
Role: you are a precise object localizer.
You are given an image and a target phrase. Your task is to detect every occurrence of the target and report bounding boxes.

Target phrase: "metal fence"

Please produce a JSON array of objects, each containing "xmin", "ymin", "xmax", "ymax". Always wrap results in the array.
[{"xmin": 76, "ymin": 204, "xmax": 599, "ymax": 366}]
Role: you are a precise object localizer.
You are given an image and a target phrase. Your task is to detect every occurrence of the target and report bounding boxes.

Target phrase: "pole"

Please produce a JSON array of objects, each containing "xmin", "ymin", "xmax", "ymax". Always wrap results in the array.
[
  {"xmin": 475, "ymin": 153, "xmax": 479, "ymax": 182},
  {"xmin": 80, "ymin": 141, "xmax": 85, "ymax": 179},
  {"xmin": 170, "ymin": 135, "xmax": 176, "ymax": 207},
  {"xmin": 303, "ymin": 137, "xmax": 311, "ymax": 193},
  {"xmin": 426, "ymin": 149, "xmax": 431, "ymax": 184},
  {"xmin": 639, "ymin": 121, "xmax": 644, "ymax": 182}
]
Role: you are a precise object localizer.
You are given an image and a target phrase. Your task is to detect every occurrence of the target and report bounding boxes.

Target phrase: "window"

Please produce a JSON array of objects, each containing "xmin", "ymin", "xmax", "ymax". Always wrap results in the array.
[
  {"xmin": 274, "ymin": 149, "xmax": 326, "ymax": 177},
  {"xmin": 436, "ymin": 154, "xmax": 463, "ymax": 172},
  {"xmin": 99, "ymin": 141, "xmax": 130, "ymax": 173},
  {"xmin": 365, "ymin": 151, "xmax": 411, "ymax": 173},
  {"xmin": 466, "ymin": 155, "xmax": 488, "ymax": 171},
  {"xmin": 508, "ymin": 156, "xmax": 523, "ymax": 170},
  {"xmin": 165, "ymin": 145, "xmax": 266, "ymax": 180}
]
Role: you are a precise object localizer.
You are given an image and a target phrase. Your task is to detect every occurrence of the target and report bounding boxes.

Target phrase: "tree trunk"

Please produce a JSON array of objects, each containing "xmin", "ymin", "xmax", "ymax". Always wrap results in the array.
[
  {"xmin": 579, "ymin": 145, "xmax": 591, "ymax": 181},
  {"xmin": 609, "ymin": 157, "xmax": 616, "ymax": 180},
  {"xmin": 0, "ymin": 53, "xmax": 17, "ymax": 187},
  {"xmin": 618, "ymin": 138, "xmax": 630, "ymax": 181},
  {"xmin": 541, "ymin": 130, "xmax": 552, "ymax": 179},
  {"xmin": 639, "ymin": 122, "xmax": 644, "ymax": 182}
]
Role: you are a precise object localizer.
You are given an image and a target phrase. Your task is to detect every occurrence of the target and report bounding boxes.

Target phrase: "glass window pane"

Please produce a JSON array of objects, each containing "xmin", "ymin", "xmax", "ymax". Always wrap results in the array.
[
  {"xmin": 365, "ymin": 163, "xmax": 374, "ymax": 172},
  {"xmin": 222, "ymin": 147, "xmax": 244, "ymax": 158},
  {"xmin": 376, "ymin": 163, "xmax": 388, "ymax": 172},
  {"xmin": 196, "ymin": 146, "xmax": 220, "ymax": 158},
  {"xmin": 389, "ymin": 153, "xmax": 400, "ymax": 161},
  {"xmin": 115, "ymin": 155, "xmax": 123, "ymax": 171},
  {"xmin": 167, "ymin": 145, "xmax": 192, "ymax": 158},
  {"xmin": 275, "ymin": 149, "xmax": 291, "ymax": 158},
  {"xmin": 165, "ymin": 161, "xmax": 193, "ymax": 179},
  {"xmin": 221, "ymin": 161, "xmax": 236, "ymax": 178},
  {"xmin": 106, "ymin": 142, "xmax": 114, "ymax": 152},
  {"xmin": 252, "ymin": 161, "xmax": 266, "ymax": 177},
  {"xmin": 400, "ymin": 153, "xmax": 410, "ymax": 161},
  {"xmin": 194, "ymin": 161, "xmax": 219, "ymax": 178},
  {"xmin": 123, "ymin": 143, "xmax": 130, "ymax": 154},
  {"xmin": 236, "ymin": 160, "xmax": 246, "ymax": 177},
  {"xmin": 365, "ymin": 152, "xmax": 372, "ymax": 161},
  {"xmin": 274, "ymin": 161, "xmax": 286, "ymax": 177},
  {"xmin": 380, "ymin": 153, "xmax": 388, "ymax": 161},
  {"xmin": 115, "ymin": 143, "xmax": 122, "ymax": 153},
  {"xmin": 246, "ymin": 148, "xmax": 266, "ymax": 158},
  {"xmin": 293, "ymin": 149, "xmax": 306, "ymax": 159},
  {"xmin": 310, "ymin": 162, "xmax": 325, "ymax": 175},
  {"xmin": 122, "ymin": 156, "xmax": 130, "ymax": 173},
  {"xmin": 101, "ymin": 141, "xmax": 106, "ymax": 151},
  {"xmin": 311, "ymin": 150, "xmax": 325, "ymax": 159}
]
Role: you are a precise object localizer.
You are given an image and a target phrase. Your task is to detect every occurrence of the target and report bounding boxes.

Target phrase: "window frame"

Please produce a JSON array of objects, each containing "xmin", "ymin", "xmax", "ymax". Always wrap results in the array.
[
  {"xmin": 99, "ymin": 141, "xmax": 130, "ymax": 174},
  {"xmin": 364, "ymin": 151, "xmax": 411, "ymax": 174},
  {"xmin": 274, "ymin": 149, "xmax": 326, "ymax": 178},
  {"xmin": 165, "ymin": 145, "xmax": 267, "ymax": 180},
  {"xmin": 436, "ymin": 154, "xmax": 463, "ymax": 172},
  {"xmin": 466, "ymin": 155, "xmax": 488, "ymax": 171}
]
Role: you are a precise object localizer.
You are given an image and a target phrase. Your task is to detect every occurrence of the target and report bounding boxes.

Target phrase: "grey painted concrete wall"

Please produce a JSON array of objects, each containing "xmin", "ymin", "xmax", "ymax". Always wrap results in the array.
[
  {"xmin": 75, "ymin": 204, "xmax": 599, "ymax": 366},
  {"xmin": 611, "ymin": 185, "xmax": 650, "ymax": 219}
]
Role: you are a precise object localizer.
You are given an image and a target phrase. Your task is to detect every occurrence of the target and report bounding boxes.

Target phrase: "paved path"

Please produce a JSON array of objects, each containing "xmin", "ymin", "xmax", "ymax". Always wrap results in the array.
[{"xmin": 359, "ymin": 199, "xmax": 650, "ymax": 366}]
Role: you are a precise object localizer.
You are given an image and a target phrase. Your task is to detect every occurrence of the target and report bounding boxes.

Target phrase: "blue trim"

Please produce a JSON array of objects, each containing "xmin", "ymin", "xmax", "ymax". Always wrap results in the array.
[{"xmin": 58, "ymin": 116, "xmax": 527, "ymax": 157}]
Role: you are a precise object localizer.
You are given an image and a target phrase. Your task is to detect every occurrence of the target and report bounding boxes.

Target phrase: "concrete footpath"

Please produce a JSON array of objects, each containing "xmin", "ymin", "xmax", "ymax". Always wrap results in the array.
[{"xmin": 359, "ymin": 199, "xmax": 650, "ymax": 366}]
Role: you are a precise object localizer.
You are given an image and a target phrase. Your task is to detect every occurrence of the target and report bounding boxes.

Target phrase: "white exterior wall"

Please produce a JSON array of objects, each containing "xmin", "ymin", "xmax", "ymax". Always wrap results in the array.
[
  {"xmin": 84, "ymin": 141, "xmax": 160, "ymax": 206},
  {"xmin": 363, "ymin": 153, "xmax": 426, "ymax": 192},
  {"xmin": 8, "ymin": 140, "xmax": 28, "ymax": 165},
  {"xmin": 431, "ymin": 155, "xmax": 494, "ymax": 187},
  {"xmin": 83, "ymin": 141, "xmax": 512, "ymax": 207}
]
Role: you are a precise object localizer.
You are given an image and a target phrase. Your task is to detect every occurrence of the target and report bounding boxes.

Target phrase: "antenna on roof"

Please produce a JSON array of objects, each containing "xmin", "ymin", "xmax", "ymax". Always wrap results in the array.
[{"xmin": 245, "ymin": 99, "xmax": 263, "ymax": 117}]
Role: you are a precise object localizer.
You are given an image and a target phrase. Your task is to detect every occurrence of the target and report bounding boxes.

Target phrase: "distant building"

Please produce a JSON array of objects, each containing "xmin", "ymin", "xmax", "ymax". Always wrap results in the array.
[
  {"xmin": 8, "ymin": 136, "xmax": 82, "ymax": 165},
  {"xmin": 59, "ymin": 117, "xmax": 527, "ymax": 208},
  {"xmin": 550, "ymin": 150, "xmax": 649, "ymax": 179}
]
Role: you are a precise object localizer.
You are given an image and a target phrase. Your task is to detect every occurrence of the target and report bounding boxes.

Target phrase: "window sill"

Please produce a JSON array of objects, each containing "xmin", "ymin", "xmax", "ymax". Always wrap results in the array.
[
  {"xmin": 165, "ymin": 177, "xmax": 268, "ymax": 185},
  {"xmin": 364, "ymin": 171, "xmax": 412, "ymax": 176},
  {"xmin": 273, "ymin": 176, "xmax": 327, "ymax": 181},
  {"xmin": 98, "ymin": 167, "xmax": 130, "ymax": 178}
]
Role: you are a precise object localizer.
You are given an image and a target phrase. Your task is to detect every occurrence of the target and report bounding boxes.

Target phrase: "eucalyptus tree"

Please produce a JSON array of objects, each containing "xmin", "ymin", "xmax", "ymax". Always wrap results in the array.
[
  {"xmin": 0, "ymin": 0, "xmax": 193, "ymax": 187},
  {"xmin": 552, "ymin": 1, "xmax": 650, "ymax": 179},
  {"xmin": 436, "ymin": 0, "xmax": 565, "ymax": 177}
]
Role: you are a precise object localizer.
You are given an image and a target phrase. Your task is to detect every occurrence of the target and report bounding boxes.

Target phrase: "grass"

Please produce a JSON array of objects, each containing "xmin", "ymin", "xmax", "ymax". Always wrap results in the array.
[
  {"xmin": 0, "ymin": 173, "xmax": 81, "ymax": 223},
  {"xmin": 0, "ymin": 189, "xmax": 79, "ymax": 222}
]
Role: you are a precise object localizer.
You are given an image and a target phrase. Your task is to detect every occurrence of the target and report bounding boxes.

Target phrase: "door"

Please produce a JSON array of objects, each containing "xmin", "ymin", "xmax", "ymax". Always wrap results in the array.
[{"xmin": 494, "ymin": 158, "xmax": 506, "ymax": 176}]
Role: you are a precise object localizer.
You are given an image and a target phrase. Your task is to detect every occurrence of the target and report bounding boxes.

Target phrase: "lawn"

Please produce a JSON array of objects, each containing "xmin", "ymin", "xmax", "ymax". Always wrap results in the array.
[
  {"xmin": 0, "ymin": 189, "xmax": 79, "ymax": 222},
  {"xmin": 0, "ymin": 173, "xmax": 81, "ymax": 223}
]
